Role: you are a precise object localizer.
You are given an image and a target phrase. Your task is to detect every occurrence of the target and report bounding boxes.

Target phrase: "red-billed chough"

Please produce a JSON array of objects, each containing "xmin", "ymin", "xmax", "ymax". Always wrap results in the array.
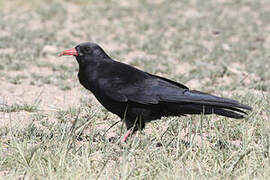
[{"xmin": 59, "ymin": 42, "xmax": 252, "ymax": 142}]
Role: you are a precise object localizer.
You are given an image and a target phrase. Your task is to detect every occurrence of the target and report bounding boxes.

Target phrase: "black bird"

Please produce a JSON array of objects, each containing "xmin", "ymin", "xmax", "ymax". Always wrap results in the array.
[{"xmin": 59, "ymin": 42, "xmax": 252, "ymax": 142}]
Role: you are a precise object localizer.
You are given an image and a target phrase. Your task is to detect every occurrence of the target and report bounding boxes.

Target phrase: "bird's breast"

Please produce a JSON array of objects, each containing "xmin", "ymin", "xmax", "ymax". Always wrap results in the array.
[{"xmin": 77, "ymin": 71, "xmax": 96, "ymax": 92}]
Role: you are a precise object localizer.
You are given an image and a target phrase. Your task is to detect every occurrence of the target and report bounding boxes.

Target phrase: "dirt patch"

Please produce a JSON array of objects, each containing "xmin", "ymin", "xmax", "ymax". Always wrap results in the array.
[
  {"xmin": 0, "ymin": 48, "xmax": 15, "ymax": 55},
  {"xmin": 0, "ymin": 78, "xmax": 83, "ymax": 128},
  {"xmin": 0, "ymin": 111, "xmax": 34, "ymax": 129},
  {"xmin": 175, "ymin": 62, "xmax": 193, "ymax": 74},
  {"xmin": 0, "ymin": 81, "xmax": 82, "ymax": 110},
  {"xmin": 186, "ymin": 78, "xmax": 211, "ymax": 89}
]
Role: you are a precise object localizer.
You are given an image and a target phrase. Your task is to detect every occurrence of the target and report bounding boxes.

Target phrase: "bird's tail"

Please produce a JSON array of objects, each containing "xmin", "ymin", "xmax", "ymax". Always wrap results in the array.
[{"xmin": 165, "ymin": 90, "xmax": 252, "ymax": 119}]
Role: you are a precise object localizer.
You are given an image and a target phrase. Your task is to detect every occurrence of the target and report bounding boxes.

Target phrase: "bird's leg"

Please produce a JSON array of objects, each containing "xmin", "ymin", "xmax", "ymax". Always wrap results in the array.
[
  {"xmin": 122, "ymin": 117, "xmax": 136, "ymax": 142},
  {"xmin": 121, "ymin": 129, "xmax": 133, "ymax": 142},
  {"xmin": 122, "ymin": 116, "xmax": 144, "ymax": 142}
]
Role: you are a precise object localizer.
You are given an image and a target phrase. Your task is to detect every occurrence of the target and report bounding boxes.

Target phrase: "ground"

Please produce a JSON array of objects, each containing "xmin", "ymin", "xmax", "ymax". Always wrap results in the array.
[{"xmin": 0, "ymin": 0, "xmax": 269, "ymax": 179}]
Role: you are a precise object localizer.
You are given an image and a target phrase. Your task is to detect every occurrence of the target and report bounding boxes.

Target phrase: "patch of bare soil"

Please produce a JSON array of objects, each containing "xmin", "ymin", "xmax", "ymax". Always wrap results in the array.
[
  {"xmin": 186, "ymin": 78, "xmax": 211, "ymax": 89},
  {"xmin": 175, "ymin": 62, "xmax": 194, "ymax": 74},
  {"xmin": 0, "ymin": 80, "xmax": 83, "ymax": 128},
  {"xmin": 0, "ymin": 48, "xmax": 15, "ymax": 55}
]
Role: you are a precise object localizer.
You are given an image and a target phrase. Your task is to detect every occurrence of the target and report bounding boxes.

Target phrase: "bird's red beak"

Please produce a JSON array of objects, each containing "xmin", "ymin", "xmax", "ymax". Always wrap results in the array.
[{"xmin": 59, "ymin": 48, "xmax": 78, "ymax": 56}]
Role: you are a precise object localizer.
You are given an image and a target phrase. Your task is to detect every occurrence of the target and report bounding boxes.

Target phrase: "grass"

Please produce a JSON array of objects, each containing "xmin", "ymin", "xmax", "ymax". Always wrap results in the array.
[
  {"xmin": 0, "ymin": 0, "xmax": 269, "ymax": 179},
  {"xmin": 0, "ymin": 103, "xmax": 38, "ymax": 113}
]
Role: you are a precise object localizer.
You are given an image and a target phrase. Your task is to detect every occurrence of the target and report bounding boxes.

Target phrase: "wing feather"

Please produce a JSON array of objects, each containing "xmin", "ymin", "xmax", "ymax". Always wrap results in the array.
[{"xmin": 97, "ymin": 62, "xmax": 251, "ymax": 111}]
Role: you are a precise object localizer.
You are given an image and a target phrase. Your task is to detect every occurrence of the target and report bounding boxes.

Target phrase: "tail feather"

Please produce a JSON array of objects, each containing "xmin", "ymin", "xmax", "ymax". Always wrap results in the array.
[
  {"xmin": 213, "ymin": 108, "xmax": 245, "ymax": 119},
  {"xmin": 166, "ymin": 103, "xmax": 249, "ymax": 119},
  {"xmin": 184, "ymin": 90, "xmax": 252, "ymax": 111},
  {"xmin": 164, "ymin": 90, "xmax": 252, "ymax": 119}
]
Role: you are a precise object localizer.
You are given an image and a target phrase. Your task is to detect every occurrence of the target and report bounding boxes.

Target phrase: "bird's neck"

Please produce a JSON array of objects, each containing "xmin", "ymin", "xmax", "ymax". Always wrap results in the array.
[{"xmin": 77, "ymin": 58, "xmax": 111, "ymax": 91}]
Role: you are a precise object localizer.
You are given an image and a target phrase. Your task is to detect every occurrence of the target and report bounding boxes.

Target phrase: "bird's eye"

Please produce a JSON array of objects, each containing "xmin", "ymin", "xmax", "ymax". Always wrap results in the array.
[{"xmin": 84, "ymin": 47, "xmax": 92, "ymax": 53}]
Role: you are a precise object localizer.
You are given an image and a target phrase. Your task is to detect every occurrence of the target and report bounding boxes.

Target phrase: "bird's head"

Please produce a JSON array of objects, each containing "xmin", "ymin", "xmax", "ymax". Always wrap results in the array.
[{"xmin": 59, "ymin": 42, "xmax": 109, "ymax": 63}]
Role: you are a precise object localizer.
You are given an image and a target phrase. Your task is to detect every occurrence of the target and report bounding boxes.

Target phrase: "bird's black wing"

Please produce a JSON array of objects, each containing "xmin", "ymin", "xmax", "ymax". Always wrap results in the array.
[
  {"xmin": 97, "ymin": 61, "xmax": 251, "ymax": 111},
  {"xmin": 97, "ymin": 65, "xmax": 161, "ymax": 104}
]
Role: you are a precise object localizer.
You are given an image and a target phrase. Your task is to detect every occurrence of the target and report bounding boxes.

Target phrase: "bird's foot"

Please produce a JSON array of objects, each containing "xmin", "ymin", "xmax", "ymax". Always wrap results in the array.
[{"xmin": 121, "ymin": 129, "xmax": 133, "ymax": 143}]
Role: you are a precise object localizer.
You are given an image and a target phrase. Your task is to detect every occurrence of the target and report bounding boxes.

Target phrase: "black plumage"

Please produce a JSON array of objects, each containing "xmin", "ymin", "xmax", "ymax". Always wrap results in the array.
[{"xmin": 60, "ymin": 42, "xmax": 252, "ymax": 141}]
